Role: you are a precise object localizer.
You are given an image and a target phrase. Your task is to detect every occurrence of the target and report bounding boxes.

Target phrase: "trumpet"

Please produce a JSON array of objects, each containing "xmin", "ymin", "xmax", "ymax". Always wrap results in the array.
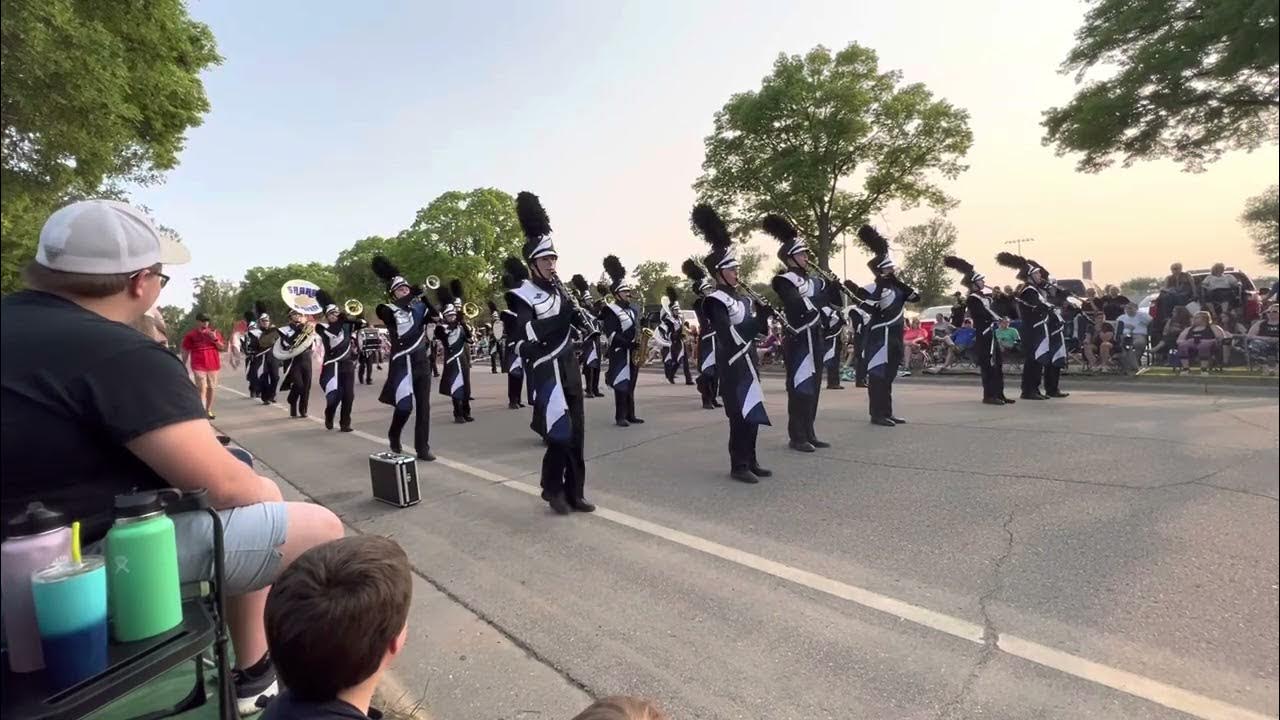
[
  {"xmin": 344, "ymin": 299, "xmax": 364, "ymax": 316},
  {"xmin": 462, "ymin": 302, "xmax": 480, "ymax": 319},
  {"xmin": 424, "ymin": 275, "xmax": 441, "ymax": 290},
  {"xmin": 737, "ymin": 283, "xmax": 797, "ymax": 334}
]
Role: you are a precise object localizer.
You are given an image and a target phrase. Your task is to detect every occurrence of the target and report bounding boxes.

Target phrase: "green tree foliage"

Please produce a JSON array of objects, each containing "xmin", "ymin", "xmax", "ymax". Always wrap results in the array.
[
  {"xmin": 234, "ymin": 263, "xmax": 339, "ymax": 321},
  {"xmin": 1042, "ymin": 0, "xmax": 1279, "ymax": 172},
  {"xmin": 1118, "ymin": 276, "xmax": 1162, "ymax": 299},
  {"xmin": 632, "ymin": 260, "xmax": 683, "ymax": 307},
  {"xmin": 187, "ymin": 275, "xmax": 242, "ymax": 337},
  {"xmin": 695, "ymin": 42, "xmax": 972, "ymax": 270},
  {"xmin": 895, "ymin": 217, "xmax": 958, "ymax": 307},
  {"xmin": 158, "ymin": 305, "xmax": 188, "ymax": 347},
  {"xmin": 332, "ymin": 235, "xmax": 396, "ymax": 314},
  {"xmin": 399, "ymin": 188, "xmax": 524, "ymax": 304},
  {"xmin": 1240, "ymin": 184, "xmax": 1279, "ymax": 266},
  {"xmin": 0, "ymin": 0, "xmax": 221, "ymax": 293}
]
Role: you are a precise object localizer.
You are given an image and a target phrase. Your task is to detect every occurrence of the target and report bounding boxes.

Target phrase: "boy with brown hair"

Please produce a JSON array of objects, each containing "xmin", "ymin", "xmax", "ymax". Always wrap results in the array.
[{"xmin": 261, "ymin": 536, "xmax": 412, "ymax": 719}]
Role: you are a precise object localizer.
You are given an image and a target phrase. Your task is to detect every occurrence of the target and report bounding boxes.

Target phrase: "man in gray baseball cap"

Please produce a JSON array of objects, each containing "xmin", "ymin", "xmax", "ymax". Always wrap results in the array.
[{"xmin": 1, "ymin": 200, "xmax": 344, "ymax": 714}]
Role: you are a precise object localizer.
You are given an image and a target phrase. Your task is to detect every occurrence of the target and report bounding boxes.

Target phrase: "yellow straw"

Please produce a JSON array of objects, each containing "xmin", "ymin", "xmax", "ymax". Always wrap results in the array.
[{"xmin": 71, "ymin": 521, "xmax": 82, "ymax": 565}]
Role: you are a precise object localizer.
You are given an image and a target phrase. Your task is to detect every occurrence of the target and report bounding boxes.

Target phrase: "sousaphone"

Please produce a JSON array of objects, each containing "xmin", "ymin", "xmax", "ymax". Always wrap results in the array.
[{"xmin": 273, "ymin": 279, "xmax": 320, "ymax": 360}]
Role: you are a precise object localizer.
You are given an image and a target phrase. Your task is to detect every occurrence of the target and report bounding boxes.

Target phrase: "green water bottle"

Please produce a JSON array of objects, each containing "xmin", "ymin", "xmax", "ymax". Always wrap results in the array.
[{"xmin": 104, "ymin": 492, "xmax": 182, "ymax": 642}]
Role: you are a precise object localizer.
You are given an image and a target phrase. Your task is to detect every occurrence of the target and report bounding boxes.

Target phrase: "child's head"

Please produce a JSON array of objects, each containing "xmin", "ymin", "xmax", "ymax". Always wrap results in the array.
[
  {"xmin": 571, "ymin": 696, "xmax": 669, "ymax": 720},
  {"xmin": 265, "ymin": 535, "xmax": 412, "ymax": 700}
]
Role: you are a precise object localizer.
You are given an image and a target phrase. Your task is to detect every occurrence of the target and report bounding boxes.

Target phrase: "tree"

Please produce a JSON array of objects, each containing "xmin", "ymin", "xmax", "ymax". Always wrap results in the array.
[
  {"xmin": 332, "ymin": 235, "xmax": 396, "ymax": 314},
  {"xmin": 1240, "ymin": 185, "xmax": 1279, "ymax": 266},
  {"xmin": 1118, "ymin": 276, "xmax": 1162, "ymax": 300},
  {"xmin": 632, "ymin": 260, "xmax": 683, "ymax": 307},
  {"xmin": 695, "ymin": 42, "xmax": 972, "ymax": 270},
  {"xmin": 188, "ymin": 275, "xmax": 242, "ymax": 337},
  {"xmin": 1, "ymin": 0, "xmax": 221, "ymax": 293},
  {"xmin": 400, "ymin": 188, "xmax": 524, "ymax": 302},
  {"xmin": 234, "ymin": 263, "xmax": 339, "ymax": 321},
  {"xmin": 895, "ymin": 217, "xmax": 958, "ymax": 307},
  {"xmin": 158, "ymin": 305, "xmax": 188, "ymax": 347},
  {"xmin": 1042, "ymin": 0, "xmax": 1279, "ymax": 172}
]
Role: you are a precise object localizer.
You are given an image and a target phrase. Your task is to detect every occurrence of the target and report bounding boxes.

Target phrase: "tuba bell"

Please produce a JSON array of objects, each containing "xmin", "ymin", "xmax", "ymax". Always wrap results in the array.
[
  {"xmin": 344, "ymin": 299, "xmax": 364, "ymax": 316},
  {"xmin": 424, "ymin": 275, "xmax": 441, "ymax": 290},
  {"xmin": 462, "ymin": 302, "xmax": 480, "ymax": 319}
]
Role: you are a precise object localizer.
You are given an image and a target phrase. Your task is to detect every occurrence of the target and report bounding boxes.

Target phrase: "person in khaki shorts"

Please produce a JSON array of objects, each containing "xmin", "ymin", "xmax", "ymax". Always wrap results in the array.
[{"xmin": 182, "ymin": 313, "xmax": 226, "ymax": 419}]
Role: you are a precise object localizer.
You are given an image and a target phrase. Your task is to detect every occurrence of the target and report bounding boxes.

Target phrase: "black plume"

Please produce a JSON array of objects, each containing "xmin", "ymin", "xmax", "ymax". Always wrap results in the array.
[
  {"xmin": 254, "ymin": 300, "xmax": 269, "ymax": 318},
  {"xmin": 243, "ymin": 311, "xmax": 254, "ymax": 323},
  {"xmin": 570, "ymin": 273, "xmax": 589, "ymax": 294},
  {"xmin": 856, "ymin": 225, "xmax": 889, "ymax": 257},
  {"xmin": 515, "ymin": 191, "xmax": 552, "ymax": 239},
  {"xmin": 595, "ymin": 282, "xmax": 609, "ymax": 297},
  {"xmin": 761, "ymin": 214, "xmax": 798, "ymax": 244},
  {"xmin": 995, "ymin": 252, "xmax": 1026, "ymax": 270},
  {"xmin": 436, "ymin": 286, "xmax": 455, "ymax": 308},
  {"xmin": 691, "ymin": 204, "xmax": 731, "ymax": 249},
  {"xmin": 501, "ymin": 274, "xmax": 520, "ymax": 290},
  {"xmin": 943, "ymin": 256, "xmax": 974, "ymax": 275},
  {"xmin": 681, "ymin": 258, "xmax": 705, "ymax": 281},
  {"xmin": 315, "ymin": 288, "xmax": 336, "ymax": 309},
  {"xmin": 487, "ymin": 300, "xmax": 498, "ymax": 313},
  {"xmin": 371, "ymin": 254, "xmax": 400, "ymax": 281},
  {"xmin": 602, "ymin": 255, "xmax": 627, "ymax": 282},
  {"xmin": 665, "ymin": 286, "xmax": 679, "ymax": 302},
  {"xmin": 502, "ymin": 256, "xmax": 528, "ymax": 282},
  {"xmin": 449, "ymin": 278, "xmax": 465, "ymax": 301}
]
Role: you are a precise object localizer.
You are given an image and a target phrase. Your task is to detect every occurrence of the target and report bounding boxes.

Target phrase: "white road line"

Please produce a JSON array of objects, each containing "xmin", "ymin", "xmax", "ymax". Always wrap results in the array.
[{"xmin": 218, "ymin": 386, "xmax": 1277, "ymax": 720}]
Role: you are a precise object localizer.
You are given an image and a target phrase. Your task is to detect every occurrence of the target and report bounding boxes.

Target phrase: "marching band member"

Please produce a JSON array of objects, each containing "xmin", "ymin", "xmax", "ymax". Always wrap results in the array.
[
  {"xmin": 764, "ymin": 214, "xmax": 830, "ymax": 452},
  {"xmin": 996, "ymin": 252, "xmax": 1068, "ymax": 400},
  {"xmin": 855, "ymin": 225, "xmax": 918, "ymax": 427},
  {"xmin": 945, "ymin": 256, "xmax": 1014, "ymax": 405},
  {"xmin": 571, "ymin": 274, "xmax": 605, "ymax": 398},
  {"xmin": 819, "ymin": 283, "xmax": 846, "ymax": 390},
  {"xmin": 314, "ymin": 289, "xmax": 364, "ymax": 430},
  {"xmin": 682, "ymin": 259, "xmax": 720, "ymax": 410},
  {"xmin": 507, "ymin": 191, "xmax": 594, "ymax": 515},
  {"xmin": 601, "ymin": 255, "xmax": 644, "ymax": 427},
  {"xmin": 487, "ymin": 301, "xmax": 503, "ymax": 374},
  {"xmin": 246, "ymin": 302, "xmax": 279, "ymax": 405},
  {"xmin": 241, "ymin": 311, "xmax": 259, "ymax": 398},
  {"xmin": 846, "ymin": 303, "xmax": 868, "ymax": 388},
  {"xmin": 371, "ymin": 255, "xmax": 438, "ymax": 461},
  {"xmin": 276, "ymin": 307, "xmax": 313, "ymax": 418},
  {"xmin": 435, "ymin": 281, "xmax": 474, "ymax": 423},
  {"xmin": 498, "ymin": 269, "xmax": 527, "ymax": 409},
  {"xmin": 660, "ymin": 287, "xmax": 693, "ymax": 385},
  {"xmin": 693, "ymin": 203, "xmax": 773, "ymax": 484},
  {"xmin": 356, "ymin": 326, "xmax": 379, "ymax": 385}
]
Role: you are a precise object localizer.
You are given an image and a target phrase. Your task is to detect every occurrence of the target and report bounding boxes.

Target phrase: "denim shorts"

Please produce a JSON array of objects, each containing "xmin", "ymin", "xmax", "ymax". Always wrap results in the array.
[{"xmin": 172, "ymin": 503, "xmax": 288, "ymax": 595}]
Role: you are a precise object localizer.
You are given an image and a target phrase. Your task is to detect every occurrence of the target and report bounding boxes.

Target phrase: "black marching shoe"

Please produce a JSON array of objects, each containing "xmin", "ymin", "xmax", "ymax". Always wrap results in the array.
[
  {"xmin": 870, "ymin": 417, "xmax": 896, "ymax": 427},
  {"xmin": 702, "ymin": 402, "xmax": 716, "ymax": 410},
  {"xmin": 417, "ymin": 449, "xmax": 436, "ymax": 462},
  {"xmin": 1047, "ymin": 391, "xmax": 1070, "ymax": 398},
  {"xmin": 548, "ymin": 493, "xmax": 572, "ymax": 515},
  {"xmin": 713, "ymin": 400, "xmax": 723, "ymax": 408},
  {"xmin": 261, "ymin": 398, "xmax": 271, "ymax": 406},
  {"xmin": 568, "ymin": 497, "xmax": 596, "ymax": 512},
  {"xmin": 464, "ymin": 415, "xmax": 475, "ymax": 422},
  {"xmin": 389, "ymin": 438, "xmax": 403, "ymax": 454},
  {"xmin": 299, "ymin": 413, "xmax": 307, "ymax": 419},
  {"xmin": 627, "ymin": 417, "xmax": 645, "ymax": 424},
  {"xmin": 730, "ymin": 468, "xmax": 760, "ymax": 484},
  {"xmin": 982, "ymin": 398, "xmax": 1006, "ymax": 405},
  {"xmin": 340, "ymin": 426, "xmax": 354, "ymax": 433},
  {"xmin": 809, "ymin": 439, "xmax": 831, "ymax": 449},
  {"xmin": 1000, "ymin": 396, "xmax": 1016, "ymax": 404},
  {"xmin": 325, "ymin": 419, "xmax": 334, "ymax": 429},
  {"xmin": 1020, "ymin": 392, "xmax": 1048, "ymax": 400},
  {"xmin": 889, "ymin": 416, "xmax": 908, "ymax": 424},
  {"xmin": 855, "ymin": 381, "xmax": 868, "ymax": 388},
  {"xmin": 289, "ymin": 408, "xmax": 298, "ymax": 418},
  {"xmin": 685, "ymin": 381, "xmax": 696, "ymax": 386},
  {"xmin": 615, "ymin": 419, "xmax": 630, "ymax": 427},
  {"xmin": 750, "ymin": 464, "xmax": 773, "ymax": 478},
  {"xmin": 508, "ymin": 401, "xmax": 521, "ymax": 409},
  {"xmin": 454, "ymin": 416, "xmax": 466, "ymax": 424},
  {"xmin": 828, "ymin": 384, "xmax": 845, "ymax": 390},
  {"xmin": 789, "ymin": 441, "xmax": 816, "ymax": 453}
]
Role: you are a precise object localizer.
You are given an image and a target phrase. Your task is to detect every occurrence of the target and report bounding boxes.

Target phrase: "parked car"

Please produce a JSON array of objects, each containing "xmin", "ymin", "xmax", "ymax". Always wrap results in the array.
[
  {"xmin": 1052, "ymin": 278, "xmax": 1102, "ymax": 298},
  {"xmin": 1187, "ymin": 267, "xmax": 1260, "ymax": 321},
  {"xmin": 918, "ymin": 305, "xmax": 952, "ymax": 334}
]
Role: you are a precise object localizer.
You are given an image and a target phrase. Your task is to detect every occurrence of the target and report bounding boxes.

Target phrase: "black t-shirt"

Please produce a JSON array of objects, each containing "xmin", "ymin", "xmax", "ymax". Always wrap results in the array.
[
  {"xmin": 0, "ymin": 291, "xmax": 207, "ymax": 537},
  {"xmin": 262, "ymin": 692, "xmax": 377, "ymax": 720}
]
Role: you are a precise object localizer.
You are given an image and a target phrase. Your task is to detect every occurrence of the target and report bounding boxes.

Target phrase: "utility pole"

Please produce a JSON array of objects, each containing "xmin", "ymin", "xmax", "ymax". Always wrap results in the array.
[{"xmin": 1004, "ymin": 237, "xmax": 1036, "ymax": 256}]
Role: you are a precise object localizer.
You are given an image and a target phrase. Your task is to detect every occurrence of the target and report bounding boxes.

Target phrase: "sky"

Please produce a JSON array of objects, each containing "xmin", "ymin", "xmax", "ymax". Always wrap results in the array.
[{"xmin": 138, "ymin": 0, "xmax": 1280, "ymax": 308}]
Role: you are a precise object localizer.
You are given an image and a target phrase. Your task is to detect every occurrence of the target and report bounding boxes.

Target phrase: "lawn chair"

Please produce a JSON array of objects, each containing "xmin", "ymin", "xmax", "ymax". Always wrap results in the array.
[{"xmin": 1, "ymin": 492, "xmax": 235, "ymax": 720}]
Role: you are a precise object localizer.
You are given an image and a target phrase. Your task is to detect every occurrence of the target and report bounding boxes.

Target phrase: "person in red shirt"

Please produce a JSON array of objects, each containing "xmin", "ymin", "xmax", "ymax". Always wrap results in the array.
[{"xmin": 182, "ymin": 313, "xmax": 226, "ymax": 419}]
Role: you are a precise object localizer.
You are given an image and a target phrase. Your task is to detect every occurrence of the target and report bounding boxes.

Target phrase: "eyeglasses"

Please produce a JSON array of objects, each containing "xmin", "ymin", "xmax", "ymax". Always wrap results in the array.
[{"xmin": 130, "ymin": 268, "xmax": 170, "ymax": 288}]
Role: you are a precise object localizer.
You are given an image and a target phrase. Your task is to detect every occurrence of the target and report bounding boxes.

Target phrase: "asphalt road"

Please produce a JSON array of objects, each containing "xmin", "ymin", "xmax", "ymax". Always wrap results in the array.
[{"xmin": 213, "ymin": 362, "xmax": 1278, "ymax": 720}]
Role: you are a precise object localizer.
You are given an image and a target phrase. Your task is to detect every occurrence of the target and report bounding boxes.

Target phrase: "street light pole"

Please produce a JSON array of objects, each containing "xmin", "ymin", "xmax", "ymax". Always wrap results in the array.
[{"xmin": 1005, "ymin": 237, "xmax": 1036, "ymax": 256}]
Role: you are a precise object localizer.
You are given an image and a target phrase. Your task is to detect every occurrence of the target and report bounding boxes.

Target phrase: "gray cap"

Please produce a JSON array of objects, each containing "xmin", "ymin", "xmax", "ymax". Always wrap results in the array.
[{"xmin": 37, "ymin": 200, "xmax": 191, "ymax": 274}]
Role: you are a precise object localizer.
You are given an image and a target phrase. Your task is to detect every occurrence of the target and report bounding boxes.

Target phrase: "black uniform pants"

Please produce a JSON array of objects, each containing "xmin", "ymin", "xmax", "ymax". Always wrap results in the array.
[
  {"xmin": 868, "ymin": 367, "xmax": 896, "ymax": 419},
  {"xmin": 584, "ymin": 366, "xmax": 601, "ymax": 396},
  {"xmin": 324, "ymin": 362, "xmax": 355, "ymax": 429},
  {"xmin": 284, "ymin": 358, "xmax": 312, "ymax": 416},
  {"xmin": 508, "ymin": 371, "xmax": 524, "ymax": 406},
  {"xmin": 490, "ymin": 352, "xmax": 500, "ymax": 373},
  {"xmin": 614, "ymin": 389, "xmax": 637, "ymax": 422},
  {"xmin": 451, "ymin": 395, "xmax": 472, "ymax": 419},
  {"xmin": 850, "ymin": 333, "xmax": 867, "ymax": 385},
  {"xmin": 786, "ymin": 389, "xmax": 822, "ymax": 444},
  {"xmin": 541, "ymin": 389, "xmax": 586, "ymax": 501},
  {"xmin": 827, "ymin": 336, "xmax": 844, "ymax": 387},
  {"xmin": 727, "ymin": 414, "xmax": 759, "ymax": 471},
  {"xmin": 357, "ymin": 352, "xmax": 374, "ymax": 384},
  {"xmin": 1044, "ymin": 364, "xmax": 1062, "ymax": 395},
  {"xmin": 978, "ymin": 341, "xmax": 1005, "ymax": 400},
  {"xmin": 259, "ymin": 358, "xmax": 280, "ymax": 403},
  {"xmin": 389, "ymin": 366, "xmax": 432, "ymax": 454},
  {"xmin": 697, "ymin": 374, "xmax": 719, "ymax": 407},
  {"xmin": 1021, "ymin": 356, "xmax": 1043, "ymax": 396}
]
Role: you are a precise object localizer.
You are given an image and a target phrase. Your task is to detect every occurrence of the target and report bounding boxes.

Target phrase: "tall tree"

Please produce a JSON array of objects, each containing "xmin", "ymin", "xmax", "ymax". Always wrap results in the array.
[
  {"xmin": 895, "ymin": 217, "xmax": 958, "ymax": 307},
  {"xmin": 399, "ymin": 188, "xmax": 523, "ymax": 304},
  {"xmin": 631, "ymin": 260, "xmax": 683, "ymax": 307},
  {"xmin": 695, "ymin": 43, "xmax": 972, "ymax": 270},
  {"xmin": 1118, "ymin": 276, "xmax": 1163, "ymax": 299},
  {"xmin": 234, "ymin": 263, "xmax": 339, "ymax": 321},
  {"xmin": 187, "ymin": 275, "xmax": 242, "ymax": 337},
  {"xmin": 332, "ymin": 235, "xmax": 395, "ymax": 313},
  {"xmin": 1, "ymin": 0, "xmax": 221, "ymax": 292},
  {"xmin": 1240, "ymin": 184, "xmax": 1279, "ymax": 266},
  {"xmin": 158, "ymin": 305, "xmax": 188, "ymax": 347},
  {"xmin": 1042, "ymin": 0, "xmax": 1279, "ymax": 172}
]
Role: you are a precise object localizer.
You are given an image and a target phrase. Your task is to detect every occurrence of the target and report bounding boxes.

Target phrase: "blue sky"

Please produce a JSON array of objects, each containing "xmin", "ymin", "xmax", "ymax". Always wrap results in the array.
[{"xmin": 140, "ymin": 0, "xmax": 1280, "ymax": 307}]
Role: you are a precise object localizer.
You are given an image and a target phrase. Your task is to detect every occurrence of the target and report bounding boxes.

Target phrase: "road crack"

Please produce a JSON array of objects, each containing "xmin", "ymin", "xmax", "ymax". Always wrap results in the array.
[{"xmin": 937, "ymin": 510, "xmax": 1014, "ymax": 720}]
